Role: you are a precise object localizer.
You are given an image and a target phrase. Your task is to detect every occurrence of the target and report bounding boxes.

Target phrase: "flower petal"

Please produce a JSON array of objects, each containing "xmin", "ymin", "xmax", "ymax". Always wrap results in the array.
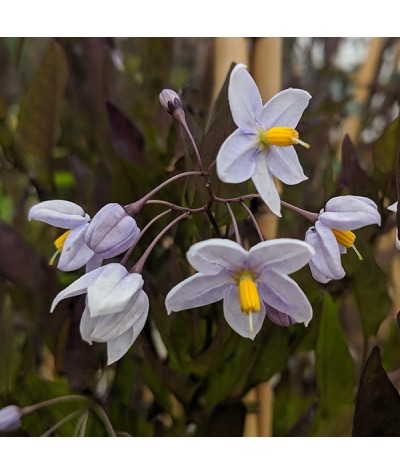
[
  {"xmin": 85, "ymin": 203, "xmax": 140, "ymax": 259},
  {"xmin": 228, "ymin": 64, "xmax": 262, "ymax": 132},
  {"xmin": 165, "ymin": 272, "xmax": 229, "ymax": 314},
  {"xmin": 87, "ymin": 265, "xmax": 143, "ymax": 317},
  {"xmin": 58, "ymin": 224, "xmax": 95, "ymax": 272},
  {"xmin": 305, "ymin": 222, "xmax": 345, "ymax": 282},
  {"xmin": 85, "ymin": 254, "xmax": 103, "ymax": 273},
  {"xmin": 251, "ymin": 156, "xmax": 282, "ymax": 217},
  {"xmin": 216, "ymin": 129, "xmax": 257, "ymax": 183},
  {"xmin": 50, "ymin": 266, "xmax": 106, "ymax": 312},
  {"xmin": 264, "ymin": 303, "xmax": 296, "ymax": 327},
  {"xmin": 223, "ymin": 285, "xmax": 266, "ymax": 339},
  {"xmin": 388, "ymin": 202, "xmax": 398, "ymax": 212},
  {"xmin": 257, "ymin": 271, "xmax": 312, "ymax": 326},
  {"xmin": 266, "ymin": 145, "xmax": 308, "ymax": 185},
  {"xmin": 80, "ymin": 304, "xmax": 95, "ymax": 344},
  {"xmin": 91, "ymin": 290, "xmax": 149, "ymax": 342},
  {"xmin": 319, "ymin": 195, "xmax": 381, "ymax": 230},
  {"xmin": 248, "ymin": 238, "xmax": 315, "ymax": 275},
  {"xmin": 258, "ymin": 88, "xmax": 311, "ymax": 129},
  {"xmin": 187, "ymin": 238, "xmax": 248, "ymax": 275},
  {"xmin": 28, "ymin": 200, "xmax": 89, "ymax": 229},
  {"xmin": 106, "ymin": 292, "xmax": 149, "ymax": 364}
]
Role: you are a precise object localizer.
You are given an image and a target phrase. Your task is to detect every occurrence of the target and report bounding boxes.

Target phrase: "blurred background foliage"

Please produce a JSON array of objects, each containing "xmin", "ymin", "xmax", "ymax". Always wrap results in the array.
[{"xmin": 1, "ymin": 37, "xmax": 400, "ymax": 436}]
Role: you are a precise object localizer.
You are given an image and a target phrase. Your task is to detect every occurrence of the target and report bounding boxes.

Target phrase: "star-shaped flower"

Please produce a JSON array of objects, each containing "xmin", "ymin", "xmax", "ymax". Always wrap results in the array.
[
  {"xmin": 29, "ymin": 200, "xmax": 96, "ymax": 271},
  {"xmin": 51, "ymin": 263, "xmax": 149, "ymax": 364},
  {"xmin": 216, "ymin": 64, "xmax": 311, "ymax": 217},
  {"xmin": 304, "ymin": 195, "xmax": 381, "ymax": 283},
  {"xmin": 29, "ymin": 200, "xmax": 140, "ymax": 272},
  {"xmin": 165, "ymin": 238, "xmax": 315, "ymax": 338}
]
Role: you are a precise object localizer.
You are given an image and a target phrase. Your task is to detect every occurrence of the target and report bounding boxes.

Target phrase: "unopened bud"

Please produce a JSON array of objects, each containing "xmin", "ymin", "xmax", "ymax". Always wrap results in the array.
[
  {"xmin": 85, "ymin": 203, "xmax": 140, "ymax": 259},
  {"xmin": 159, "ymin": 89, "xmax": 183, "ymax": 116},
  {"xmin": 0, "ymin": 405, "xmax": 22, "ymax": 432}
]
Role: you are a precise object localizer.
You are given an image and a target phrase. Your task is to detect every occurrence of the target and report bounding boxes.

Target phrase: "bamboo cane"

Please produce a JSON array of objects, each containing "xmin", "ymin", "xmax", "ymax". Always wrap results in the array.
[
  {"xmin": 212, "ymin": 38, "xmax": 249, "ymax": 105},
  {"xmin": 251, "ymin": 37, "xmax": 283, "ymax": 438},
  {"xmin": 340, "ymin": 37, "xmax": 385, "ymax": 148}
]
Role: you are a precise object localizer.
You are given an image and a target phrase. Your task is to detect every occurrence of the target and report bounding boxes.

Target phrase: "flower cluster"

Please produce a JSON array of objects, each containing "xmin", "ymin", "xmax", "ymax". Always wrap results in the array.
[{"xmin": 26, "ymin": 63, "xmax": 384, "ymax": 366}]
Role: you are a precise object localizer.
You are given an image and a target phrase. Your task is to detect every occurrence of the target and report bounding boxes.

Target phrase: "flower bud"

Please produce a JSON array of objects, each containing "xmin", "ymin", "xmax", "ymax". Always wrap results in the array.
[
  {"xmin": 0, "ymin": 405, "xmax": 22, "ymax": 432},
  {"xmin": 85, "ymin": 203, "xmax": 140, "ymax": 259},
  {"xmin": 159, "ymin": 89, "xmax": 183, "ymax": 116}
]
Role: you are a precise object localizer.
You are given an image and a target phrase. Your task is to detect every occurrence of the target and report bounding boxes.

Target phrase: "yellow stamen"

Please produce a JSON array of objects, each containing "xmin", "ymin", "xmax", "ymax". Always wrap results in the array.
[
  {"xmin": 331, "ymin": 228, "xmax": 363, "ymax": 261},
  {"xmin": 238, "ymin": 273, "xmax": 261, "ymax": 317},
  {"xmin": 258, "ymin": 126, "xmax": 310, "ymax": 150},
  {"xmin": 49, "ymin": 230, "xmax": 71, "ymax": 266}
]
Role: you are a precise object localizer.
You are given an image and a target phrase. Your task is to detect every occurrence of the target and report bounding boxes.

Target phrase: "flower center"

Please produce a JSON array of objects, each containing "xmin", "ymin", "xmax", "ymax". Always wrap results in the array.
[
  {"xmin": 257, "ymin": 126, "xmax": 310, "ymax": 150},
  {"xmin": 331, "ymin": 228, "xmax": 363, "ymax": 261},
  {"xmin": 49, "ymin": 230, "xmax": 71, "ymax": 265},
  {"xmin": 237, "ymin": 272, "xmax": 261, "ymax": 334}
]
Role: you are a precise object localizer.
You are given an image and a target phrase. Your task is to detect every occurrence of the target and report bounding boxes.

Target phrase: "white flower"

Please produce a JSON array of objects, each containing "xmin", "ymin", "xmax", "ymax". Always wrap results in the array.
[
  {"xmin": 51, "ymin": 263, "xmax": 149, "ymax": 365},
  {"xmin": 0, "ymin": 405, "xmax": 22, "ymax": 432},
  {"xmin": 85, "ymin": 203, "xmax": 140, "ymax": 259},
  {"xmin": 28, "ymin": 200, "xmax": 97, "ymax": 272},
  {"xmin": 216, "ymin": 64, "xmax": 311, "ymax": 217},
  {"xmin": 305, "ymin": 195, "xmax": 381, "ymax": 283},
  {"xmin": 165, "ymin": 238, "xmax": 315, "ymax": 339},
  {"xmin": 388, "ymin": 201, "xmax": 400, "ymax": 250}
]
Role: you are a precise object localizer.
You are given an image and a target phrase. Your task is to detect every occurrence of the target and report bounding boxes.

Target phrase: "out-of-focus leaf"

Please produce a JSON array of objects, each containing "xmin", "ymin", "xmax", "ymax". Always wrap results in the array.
[
  {"xmin": 0, "ymin": 295, "xmax": 21, "ymax": 396},
  {"xmin": 353, "ymin": 346, "xmax": 400, "ymax": 436},
  {"xmin": 0, "ymin": 221, "xmax": 47, "ymax": 289},
  {"xmin": 105, "ymin": 100, "xmax": 146, "ymax": 166},
  {"xmin": 373, "ymin": 114, "xmax": 400, "ymax": 203},
  {"xmin": 337, "ymin": 134, "xmax": 379, "ymax": 201},
  {"xmin": 195, "ymin": 401, "xmax": 246, "ymax": 436},
  {"xmin": 16, "ymin": 41, "xmax": 68, "ymax": 193},
  {"xmin": 311, "ymin": 293, "xmax": 355, "ymax": 436},
  {"xmin": 344, "ymin": 233, "xmax": 391, "ymax": 338}
]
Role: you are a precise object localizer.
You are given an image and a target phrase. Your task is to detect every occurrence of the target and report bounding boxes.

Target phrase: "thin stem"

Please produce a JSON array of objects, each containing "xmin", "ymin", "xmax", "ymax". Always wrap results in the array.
[
  {"xmin": 41, "ymin": 409, "xmax": 83, "ymax": 437},
  {"xmin": 146, "ymin": 199, "xmax": 204, "ymax": 213},
  {"xmin": 131, "ymin": 211, "xmax": 191, "ymax": 273},
  {"xmin": 79, "ymin": 411, "xmax": 89, "ymax": 437},
  {"xmin": 280, "ymin": 200, "xmax": 319, "ymax": 223},
  {"xmin": 93, "ymin": 404, "xmax": 117, "ymax": 437},
  {"xmin": 72, "ymin": 410, "xmax": 89, "ymax": 437},
  {"xmin": 214, "ymin": 193, "xmax": 261, "ymax": 204},
  {"xmin": 207, "ymin": 159, "xmax": 216, "ymax": 174},
  {"xmin": 120, "ymin": 209, "xmax": 172, "ymax": 266},
  {"xmin": 240, "ymin": 200, "xmax": 265, "ymax": 242},
  {"xmin": 180, "ymin": 120, "xmax": 203, "ymax": 171},
  {"xmin": 125, "ymin": 171, "xmax": 204, "ymax": 215},
  {"xmin": 226, "ymin": 202, "xmax": 241, "ymax": 246},
  {"xmin": 22, "ymin": 395, "xmax": 89, "ymax": 415}
]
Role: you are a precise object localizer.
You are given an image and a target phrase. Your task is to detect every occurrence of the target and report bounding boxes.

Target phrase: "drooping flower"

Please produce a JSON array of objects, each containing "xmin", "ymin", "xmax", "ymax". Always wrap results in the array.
[
  {"xmin": 388, "ymin": 201, "xmax": 400, "ymax": 250},
  {"xmin": 51, "ymin": 263, "xmax": 149, "ymax": 365},
  {"xmin": 28, "ymin": 200, "xmax": 96, "ymax": 271},
  {"xmin": 85, "ymin": 203, "xmax": 140, "ymax": 259},
  {"xmin": 165, "ymin": 238, "xmax": 315, "ymax": 339},
  {"xmin": 304, "ymin": 195, "xmax": 381, "ymax": 283},
  {"xmin": 0, "ymin": 405, "xmax": 22, "ymax": 432},
  {"xmin": 216, "ymin": 64, "xmax": 311, "ymax": 217}
]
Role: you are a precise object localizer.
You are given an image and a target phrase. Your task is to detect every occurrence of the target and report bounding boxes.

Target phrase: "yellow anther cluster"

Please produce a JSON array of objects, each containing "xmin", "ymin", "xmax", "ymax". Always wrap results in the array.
[
  {"xmin": 258, "ymin": 127, "xmax": 310, "ymax": 150},
  {"xmin": 238, "ymin": 274, "xmax": 261, "ymax": 315},
  {"xmin": 331, "ymin": 228, "xmax": 356, "ymax": 248},
  {"xmin": 49, "ymin": 230, "xmax": 71, "ymax": 266}
]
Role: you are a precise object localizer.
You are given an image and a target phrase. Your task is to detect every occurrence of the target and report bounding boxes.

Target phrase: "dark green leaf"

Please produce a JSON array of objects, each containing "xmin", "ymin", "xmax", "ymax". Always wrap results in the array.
[
  {"xmin": 311, "ymin": 293, "xmax": 355, "ymax": 436},
  {"xmin": 353, "ymin": 346, "xmax": 400, "ymax": 436},
  {"xmin": 16, "ymin": 41, "xmax": 68, "ymax": 192}
]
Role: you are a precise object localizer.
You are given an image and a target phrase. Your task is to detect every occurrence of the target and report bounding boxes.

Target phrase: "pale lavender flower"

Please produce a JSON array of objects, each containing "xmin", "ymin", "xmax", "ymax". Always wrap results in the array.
[
  {"xmin": 388, "ymin": 202, "xmax": 400, "ymax": 250},
  {"xmin": 28, "ymin": 200, "xmax": 96, "ymax": 271},
  {"xmin": 305, "ymin": 195, "xmax": 381, "ymax": 283},
  {"xmin": 0, "ymin": 405, "xmax": 22, "ymax": 432},
  {"xmin": 51, "ymin": 263, "xmax": 148, "ymax": 365},
  {"xmin": 165, "ymin": 238, "xmax": 315, "ymax": 339},
  {"xmin": 85, "ymin": 203, "xmax": 140, "ymax": 259},
  {"xmin": 216, "ymin": 64, "xmax": 311, "ymax": 217}
]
